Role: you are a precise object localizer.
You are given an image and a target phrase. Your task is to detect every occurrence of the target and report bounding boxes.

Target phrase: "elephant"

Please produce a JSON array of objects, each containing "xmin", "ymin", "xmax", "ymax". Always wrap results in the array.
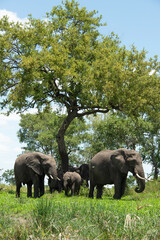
[
  {"xmin": 14, "ymin": 152, "xmax": 57, "ymax": 198},
  {"xmin": 89, "ymin": 148, "xmax": 146, "ymax": 200},
  {"xmin": 48, "ymin": 168, "xmax": 64, "ymax": 193},
  {"xmin": 68, "ymin": 165, "xmax": 78, "ymax": 172},
  {"xmin": 63, "ymin": 171, "xmax": 81, "ymax": 196},
  {"xmin": 78, "ymin": 164, "xmax": 89, "ymax": 187}
]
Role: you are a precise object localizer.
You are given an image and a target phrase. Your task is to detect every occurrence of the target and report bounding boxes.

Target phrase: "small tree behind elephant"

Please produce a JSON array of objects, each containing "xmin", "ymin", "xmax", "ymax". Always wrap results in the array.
[
  {"xmin": 89, "ymin": 148, "xmax": 147, "ymax": 200},
  {"xmin": 63, "ymin": 171, "xmax": 81, "ymax": 196},
  {"xmin": 14, "ymin": 152, "xmax": 57, "ymax": 198}
]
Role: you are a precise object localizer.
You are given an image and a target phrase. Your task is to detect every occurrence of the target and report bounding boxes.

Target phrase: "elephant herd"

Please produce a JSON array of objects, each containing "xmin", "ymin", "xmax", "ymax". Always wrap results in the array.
[
  {"xmin": 14, "ymin": 148, "xmax": 147, "ymax": 200},
  {"xmin": 14, "ymin": 152, "xmax": 89, "ymax": 198}
]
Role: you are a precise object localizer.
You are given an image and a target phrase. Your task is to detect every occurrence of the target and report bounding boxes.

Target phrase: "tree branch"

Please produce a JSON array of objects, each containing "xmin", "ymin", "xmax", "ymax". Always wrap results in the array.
[{"xmin": 77, "ymin": 108, "xmax": 110, "ymax": 117}]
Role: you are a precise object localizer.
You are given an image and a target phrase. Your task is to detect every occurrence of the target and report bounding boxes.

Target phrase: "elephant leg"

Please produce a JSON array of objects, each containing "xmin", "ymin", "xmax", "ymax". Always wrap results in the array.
[
  {"xmin": 33, "ymin": 175, "xmax": 40, "ymax": 198},
  {"xmin": 71, "ymin": 183, "xmax": 75, "ymax": 196},
  {"xmin": 96, "ymin": 184, "xmax": 103, "ymax": 199},
  {"xmin": 89, "ymin": 182, "xmax": 95, "ymax": 198},
  {"xmin": 27, "ymin": 182, "xmax": 32, "ymax": 197},
  {"xmin": 113, "ymin": 175, "xmax": 122, "ymax": 199},
  {"xmin": 77, "ymin": 185, "xmax": 80, "ymax": 195},
  {"xmin": 65, "ymin": 185, "xmax": 69, "ymax": 196},
  {"xmin": 120, "ymin": 175, "xmax": 127, "ymax": 198},
  {"xmin": 75, "ymin": 183, "xmax": 80, "ymax": 195},
  {"xmin": 86, "ymin": 179, "xmax": 89, "ymax": 187},
  {"xmin": 113, "ymin": 187, "xmax": 121, "ymax": 199},
  {"xmin": 39, "ymin": 176, "xmax": 45, "ymax": 197},
  {"xmin": 64, "ymin": 182, "xmax": 68, "ymax": 196},
  {"xmin": 58, "ymin": 182, "xmax": 62, "ymax": 193},
  {"xmin": 65, "ymin": 189, "xmax": 68, "ymax": 196},
  {"xmin": 16, "ymin": 182, "xmax": 21, "ymax": 198}
]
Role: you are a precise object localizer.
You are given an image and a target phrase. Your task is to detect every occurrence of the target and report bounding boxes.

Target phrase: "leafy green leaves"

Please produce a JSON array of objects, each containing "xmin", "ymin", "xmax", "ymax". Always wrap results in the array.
[
  {"xmin": 0, "ymin": 0, "xmax": 160, "ymax": 117},
  {"xmin": 0, "ymin": 0, "xmax": 160, "ymax": 169},
  {"xmin": 17, "ymin": 110, "xmax": 89, "ymax": 165}
]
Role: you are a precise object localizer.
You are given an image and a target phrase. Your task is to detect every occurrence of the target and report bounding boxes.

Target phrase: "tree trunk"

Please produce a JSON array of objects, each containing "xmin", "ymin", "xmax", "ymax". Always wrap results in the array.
[
  {"xmin": 154, "ymin": 165, "xmax": 159, "ymax": 180},
  {"xmin": 56, "ymin": 110, "xmax": 77, "ymax": 173},
  {"xmin": 151, "ymin": 147, "xmax": 158, "ymax": 180}
]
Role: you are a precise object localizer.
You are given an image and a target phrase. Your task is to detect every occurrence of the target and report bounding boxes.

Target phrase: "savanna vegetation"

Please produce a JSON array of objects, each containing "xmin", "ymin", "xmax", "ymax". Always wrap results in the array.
[
  {"xmin": 0, "ymin": 0, "xmax": 160, "ymax": 238},
  {"xmin": 0, "ymin": 181, "xmax": 160, "ymax": 240},
  {"xmin": 0, "ymin": 0, "xmax": 160, "ymax": 172}
]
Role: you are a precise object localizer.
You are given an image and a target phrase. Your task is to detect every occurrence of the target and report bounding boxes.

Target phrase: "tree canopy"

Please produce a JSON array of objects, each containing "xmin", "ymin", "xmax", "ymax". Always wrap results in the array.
[
  {"xmin": 87, "ymin": 112, "xmax": 160, "ymax": 179},
  {"xmin": 0, "ymin": 0, "xmax": 160, "ymax": 171},
  {"xmin": 17, "ymin": 110, "xmax": 89, "ymax": 166},
  {"xmin": 139, "ymin": 115, "xmax": 160, "ymax": 179},
  {"xmin": 87, "ymin": 113, "xmax": 149, "ymax": 153},
  {"xmin": 1, "ymin": 169, "xmax": 15, "ymax": 185}
]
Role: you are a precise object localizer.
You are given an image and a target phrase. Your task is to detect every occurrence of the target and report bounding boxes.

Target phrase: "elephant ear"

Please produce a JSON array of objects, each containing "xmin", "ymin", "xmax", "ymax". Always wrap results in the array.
[
  {"xmin": 26, "ymin": 156, "xmax": 44, "ymax": 175},
  {"xmin": 111, "ymin": 149, "xmax": 128, "ymax": 174}
]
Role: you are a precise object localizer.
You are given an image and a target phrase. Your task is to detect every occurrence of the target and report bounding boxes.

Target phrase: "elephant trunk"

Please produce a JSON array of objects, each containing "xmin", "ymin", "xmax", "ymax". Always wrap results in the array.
[{"xmin": 134, "ymin": 165, "xmax": 145, "ymax": 193}]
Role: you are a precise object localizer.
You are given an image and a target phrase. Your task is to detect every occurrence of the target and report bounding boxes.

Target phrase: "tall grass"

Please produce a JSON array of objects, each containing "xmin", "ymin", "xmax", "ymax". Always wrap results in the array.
[{"xmin": 0, "ymin": 182, "xmax": 160, "ymax": 239}]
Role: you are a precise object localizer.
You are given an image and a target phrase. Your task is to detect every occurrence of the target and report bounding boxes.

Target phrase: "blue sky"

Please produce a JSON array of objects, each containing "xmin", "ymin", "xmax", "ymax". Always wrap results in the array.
[
  {"xmin": 1, "ymin": 0, "xmax": 160, "ymax": 58},
  {"xmin": 0, "ymin": 0, "xmax": 159, "ymax": 173}
]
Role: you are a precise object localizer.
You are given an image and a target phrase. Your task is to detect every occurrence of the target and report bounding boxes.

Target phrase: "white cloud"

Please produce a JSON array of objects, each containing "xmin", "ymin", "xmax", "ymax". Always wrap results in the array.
[
  {"xmin": 0, "ymin": 143, "xmax": 10, "ymax": 152},
  {"xmin": 0, "ymin": 113, "xmax": 20, "ymax": 126},
  {"xmin": 0, "ymin": 133, "xmax": 12, "ymax": 144},
  {"xmin": 0, "ymin": 9, "xmax": 28, "ymax": 24}
]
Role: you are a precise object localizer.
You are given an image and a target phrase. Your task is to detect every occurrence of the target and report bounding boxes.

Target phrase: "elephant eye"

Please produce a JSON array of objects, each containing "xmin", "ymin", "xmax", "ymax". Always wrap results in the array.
[
  {"xmin": 44, "ymin": 163, "xmax": 50, "ymax": 170},
  {"xmin": 127, "ymin": 159, "xmax": 136, "ymax": 166}
]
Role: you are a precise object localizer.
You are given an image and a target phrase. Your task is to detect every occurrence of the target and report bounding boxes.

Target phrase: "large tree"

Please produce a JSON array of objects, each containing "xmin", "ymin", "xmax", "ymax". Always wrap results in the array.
[
  {"xmin": 0, "ymin": 0, "xmax": 160, "ymax": 171},
  {"xmin": 82, "ymin": 113, "xmax": 149, "ymax": 162},
  {"xmin": 87, "ymin": 113, "xmax": 160, "ymax": 179},
  {"xmin": 17, "ymin": 110, "xmax": 89, "ymax": 166},
  {"xmin": 2, "ymin": 169, "xmax": 15, "ymax": 185}
]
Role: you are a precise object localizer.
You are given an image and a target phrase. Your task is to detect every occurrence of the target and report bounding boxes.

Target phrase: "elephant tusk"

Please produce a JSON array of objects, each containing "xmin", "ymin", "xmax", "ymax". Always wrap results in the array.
[
  {"xmin": 50, "ymin": 175, "xmax": 53, "ymax": 179},
  {"xmin": 57, "ymin": 177, "xmax": 61, "ymax": 181},
  {"xmin": 136, "ymin": 173, "xmax": 145, "ymax": 180},
  {"xmin": 136, "ymin": 173, "xmax": 152, "ymax": 181}
]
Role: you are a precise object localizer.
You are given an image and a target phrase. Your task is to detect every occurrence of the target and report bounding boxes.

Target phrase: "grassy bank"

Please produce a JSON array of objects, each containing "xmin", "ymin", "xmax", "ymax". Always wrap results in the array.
[{"xmin": 0, "ymin": 182, "xmax": 160, "ymax": 239}]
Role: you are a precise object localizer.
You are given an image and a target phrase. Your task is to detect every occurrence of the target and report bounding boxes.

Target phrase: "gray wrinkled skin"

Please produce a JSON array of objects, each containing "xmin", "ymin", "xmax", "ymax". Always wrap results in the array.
[
  {"xmin": 89, "ymin": 148, "xmax": 145, "ymax": 200},
  {"xmin": 14, "ymin": 152, "xmax": 57, "ymax": 198},
  {"xmin": 63, "ymin": 171, "xmax": 81, "ymax": 196}
]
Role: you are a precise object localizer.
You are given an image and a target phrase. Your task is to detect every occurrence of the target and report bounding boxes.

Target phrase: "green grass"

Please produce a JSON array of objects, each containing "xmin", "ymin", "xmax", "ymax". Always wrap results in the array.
[{"xmin": 0, "ymin": 182, "xmax": 160, "ymax": 239}]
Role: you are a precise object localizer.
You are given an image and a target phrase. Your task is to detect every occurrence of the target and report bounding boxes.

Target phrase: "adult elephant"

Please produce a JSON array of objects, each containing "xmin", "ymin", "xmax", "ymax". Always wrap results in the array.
[
  {"xmin": 14, "ymin": 152, "xmax": 57, "ymax": 198},
  {"xmin": 89, "ymin": 148, "xmax": 146, "ymax": 199},
  {"xmin": 78, "ymin": 164, "xmax": 89, "ymax": 187},
  {"xmin": 63, "ymin": 171, "xmax": 81, "ymax": 196},
  {"xmin": 48, "ymin": 168, "xmax": 64, "ymax": 193}
]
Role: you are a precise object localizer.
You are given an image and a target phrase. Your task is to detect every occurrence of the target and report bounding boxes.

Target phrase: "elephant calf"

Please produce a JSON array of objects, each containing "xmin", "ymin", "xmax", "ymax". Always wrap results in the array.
[{"xmin": 63, "ymin": 171, "xmax": 81, "ymax": 196}]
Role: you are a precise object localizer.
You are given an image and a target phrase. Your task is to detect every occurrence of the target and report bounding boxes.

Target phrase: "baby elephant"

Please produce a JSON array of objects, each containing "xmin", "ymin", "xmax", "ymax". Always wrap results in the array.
[{"xmin": 63, "ymin": 171, "xmax": 81, "ymax": 196}]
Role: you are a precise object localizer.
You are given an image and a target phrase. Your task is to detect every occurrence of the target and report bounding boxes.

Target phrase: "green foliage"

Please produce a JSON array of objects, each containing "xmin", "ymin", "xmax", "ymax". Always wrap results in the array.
[
  {"xmin": 17, "ymin": 110, "xmax": 89, "ymax": 165},
  {"xmin": 139, "ymin": 115, "xmax": 160, "ymax": 179},
  {"xmin": 0, "ymin": 169, "xmax": 3, "ymax": 183},
  {"xmin": 85, "ymin": 112, "xmax": 160, "ymax": 179},
  {"xmin": 0, "ymin": 0, "xmax": 160, "ymax": 169},
  {"xmin": 0, "ymin": 0, "xmax": 159, "ymax": 116},
  {"xmin": 0, "ymin": 182, "xmax": 160, "ymax": 239},
  {"xmin": 84, "ymin": 112, "xmax": 151, "ymax": 159},
  {"xmin": 2, "ymin": 169, "xmax": 15, "ymax": 185}
]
